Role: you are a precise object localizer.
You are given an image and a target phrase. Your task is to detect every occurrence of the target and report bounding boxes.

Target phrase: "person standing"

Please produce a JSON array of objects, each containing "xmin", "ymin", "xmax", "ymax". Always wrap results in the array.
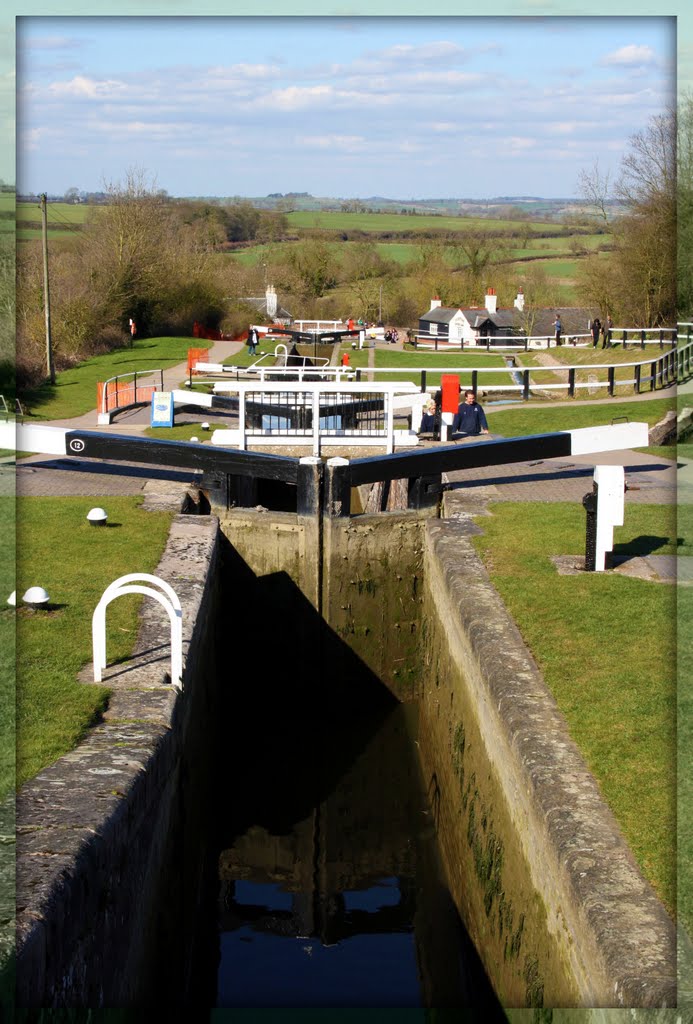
[
  {"xmin": 590, "ymin": 317, "xmax": 601, "ymax": 347},
  {"xmin": 451, "ymin": 390, "xmax": 489, "ymax": 438},
  {"xmin": 418, "ymin": 398, "xmax": 437, "ymax": 434},
  {"xmin": 247, "ymin": 326, "xmax": 258, "ymax": 356},
  {"xmin": 553, "ymin": 314, "xmax": 562, "ymax": 346}
]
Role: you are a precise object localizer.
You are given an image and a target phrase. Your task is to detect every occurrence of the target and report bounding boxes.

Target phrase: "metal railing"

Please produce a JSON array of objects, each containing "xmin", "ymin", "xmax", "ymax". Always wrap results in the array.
[
  {"xmin": 355, "ymin": 346, "xmax": 681, "ymax": 399},
  {"xmin": 97, "ymin": 369, "xmax": 164, "ymax": 419},
  {"xmin": 209, "ymin": 381, "xmax": 422, "ymax": 455},
  {"xmin": 414, "ymin": 326, "xmax": 678, "ymax": 352}
]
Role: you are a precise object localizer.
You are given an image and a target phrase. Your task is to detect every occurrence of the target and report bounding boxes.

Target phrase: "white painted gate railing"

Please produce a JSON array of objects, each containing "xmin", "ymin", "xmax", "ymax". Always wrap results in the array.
[{"xmin": 92, "ymin": 573, "xmax": 183, "ymax": 688}]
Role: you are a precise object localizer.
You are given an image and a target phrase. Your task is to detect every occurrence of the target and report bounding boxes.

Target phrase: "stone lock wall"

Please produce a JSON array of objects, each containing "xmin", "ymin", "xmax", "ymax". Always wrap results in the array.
[{"xmin": 417, "ymin": 513, "xmax": 676, "ymax": 1008}]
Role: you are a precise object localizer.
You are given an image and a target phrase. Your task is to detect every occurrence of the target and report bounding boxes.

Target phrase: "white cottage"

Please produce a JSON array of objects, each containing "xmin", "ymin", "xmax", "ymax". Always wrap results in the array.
[
  {"xmin": 418, "ymin": 289, "xmax": 597, "ymax": 347},
  {"xmin": 418, "ymin": 289, "xmax": 524, "ymax": 346}
]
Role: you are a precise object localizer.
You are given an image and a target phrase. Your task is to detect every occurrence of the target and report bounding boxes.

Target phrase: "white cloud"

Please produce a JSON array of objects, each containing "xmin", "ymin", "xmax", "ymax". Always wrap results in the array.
[
  {"xmin": 601, "ymin": 45, "xmax": 657, "ymax": 68},
  {"xmin": 207, "ymin": 63, "xmax": 281, "ymax": 82},
  {"xmin": 376, "ymin": 41, "xmax": 466, "ymax": 63},
  {"xmin": 255, "ymin": 84, "xmax": 334, "ymax": 111},
  {"xmin": 296, "ymin": 134, "xmax": 366, "ymax": 152},
  {"xmin": 508, "ymin": 137, "xmax": 536, "ymax": 152},
  {"xmin": 48, "ymin": 75, "xmax": 127, "ymax": 99},
  {"xmin": 547, "ymin": 121, "xmax": 578, "ymax": 136}
]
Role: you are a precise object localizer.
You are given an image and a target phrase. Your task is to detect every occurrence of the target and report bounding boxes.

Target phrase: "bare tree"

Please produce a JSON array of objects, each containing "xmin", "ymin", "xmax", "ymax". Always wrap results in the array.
[
  {"xmin": 678, "ymin": 92, "xmax": 693, "ymax": 317},
  {"xmin": 577, "ymin": 161, "xmax": 612, "ymax": 228},
  {"xmin": 616, "ymin": 110, "xmax": 676, "ymax": 210},
  {"xmin": 448, "ymin": 231, "xmax": 509, "ymax": 280},
  {"xmin": 577, "ymin": 112, "xmax": 676, "ymax": 326}
]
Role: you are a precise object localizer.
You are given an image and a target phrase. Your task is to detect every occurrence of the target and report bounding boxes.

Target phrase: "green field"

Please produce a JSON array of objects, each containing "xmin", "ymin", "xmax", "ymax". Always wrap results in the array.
[
  {"xmin": 17, "ymin": 200, "xmax": 90, "ymax": 225},
  {"xmin": 0, "ymin": 193, "xmax": 14, "ymax": 236},
  {"xmin": 285, "ymin": 209, "xmax": 571, "ymax": 235}
]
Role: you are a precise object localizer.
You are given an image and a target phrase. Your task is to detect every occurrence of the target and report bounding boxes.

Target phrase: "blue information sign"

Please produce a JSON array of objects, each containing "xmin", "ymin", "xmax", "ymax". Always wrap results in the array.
[{"xmin": 151, "ymin": 391, "xmax": 174, "ymax": 427}]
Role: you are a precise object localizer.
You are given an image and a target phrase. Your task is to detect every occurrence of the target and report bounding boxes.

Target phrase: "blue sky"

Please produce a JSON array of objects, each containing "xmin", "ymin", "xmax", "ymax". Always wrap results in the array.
[{"xmin": 14, "ymin": 16, "xmax": 675, "ymax": 200}]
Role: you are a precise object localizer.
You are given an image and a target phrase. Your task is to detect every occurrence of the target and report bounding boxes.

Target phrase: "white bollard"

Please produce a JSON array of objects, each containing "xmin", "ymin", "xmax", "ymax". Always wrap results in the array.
[{"xmin": 591, "ymin": 465, "xmax": 625, "ymax": 571}]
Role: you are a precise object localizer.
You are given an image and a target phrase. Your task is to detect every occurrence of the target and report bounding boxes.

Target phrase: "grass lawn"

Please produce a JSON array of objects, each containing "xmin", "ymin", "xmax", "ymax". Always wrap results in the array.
[
  {"xmin": 0, "ymin": 495, "xmax": 15, "ymax": 802},
  {"xmin": 144, "ymin": 423, "xmax": 216, "ymax": 442},
  {"xmin": 471, "ymin": 501, "xmax": 676, "ymax": 915},
  {"xmin": 678, "ymin": 442, "xmax": 693, "ymax": 943},
  {"xmin": 16, "ymin": 496, "xmax": 175, "ymax": 786},
  {"xmin": 485, "ymin": 396, "xmax": 676, "ymax": 460},
  {"xmin": 20, "ymin": 336, "xmax": 210, "ymax": 421},
  {"xmin": 484, "ymin": 396, "xmax": 675, "ymax": 437},
  {"xmin": 374, "ymin": 348, "xmax": 516, "ymax": 389},
  {"xmin": 678, "ymin": 585, "xmax": 693, "ymax": 941}
]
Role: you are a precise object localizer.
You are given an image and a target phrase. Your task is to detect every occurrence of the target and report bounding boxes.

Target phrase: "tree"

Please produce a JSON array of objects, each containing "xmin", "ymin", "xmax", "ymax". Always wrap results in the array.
[
  {"xmin": 16, "ymin": 168, "xmax": 232, "ymax": 385},
  {"xmin": 285, "ymin": 241, "xmax": 338, "ymax": 299},
  {"xmin": 678, "ymin": 92, "xmax": 693, "ymax": 318},
  {"xmin": 577, "ymin": 161, "xmax": 612, "ymax": 228},
  {"xmin": 447, "ymin": 231, "xmax": 509, "ymax": 280},
  {"xmin": 577, "ymin": 111, "xmax": 676, "ymax": 326},
  {"xmin": 223, "ymin": 201, "xmax": 261, "ymax": 242},
  {"xmin": 616, "ymin": 110, "xmax": 676, "ymax": 212}
]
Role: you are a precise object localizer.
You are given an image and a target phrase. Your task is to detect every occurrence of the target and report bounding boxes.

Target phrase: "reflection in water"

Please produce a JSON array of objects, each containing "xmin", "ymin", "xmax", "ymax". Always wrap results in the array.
[
  {"xmin": 217, "ymin": 877, "xmax": 420, "ymax": 1007},
  {"xmin": 212, "ymin": 704, "xmax": 505, "ymax": 1013}
]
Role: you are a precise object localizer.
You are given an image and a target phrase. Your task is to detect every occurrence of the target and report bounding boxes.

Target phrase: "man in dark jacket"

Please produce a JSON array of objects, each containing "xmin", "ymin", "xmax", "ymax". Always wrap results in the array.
[{"xmin": 451, "ymin": 390, "xmax": 489, "ymax": 438}]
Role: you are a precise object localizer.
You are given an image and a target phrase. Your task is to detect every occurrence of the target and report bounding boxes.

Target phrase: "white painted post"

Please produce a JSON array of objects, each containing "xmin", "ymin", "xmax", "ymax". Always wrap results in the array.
[
  {"xmin": 386, "ymin": 391, "xmax": 395, "ymax": 454},
  {"xmin": 593, "ymin": 465, "xmax": 625, "ymax": 571},
  {"xmin": 92, "ymin": 573, "xmax": 183, "ymax": 688},
  {"xmin": 312, "ymin": 390, "xmax": 320, "ymax": 457},
  {"xmin": 238, "ymin": 391, "xmax": 247, "ymax": 450}
]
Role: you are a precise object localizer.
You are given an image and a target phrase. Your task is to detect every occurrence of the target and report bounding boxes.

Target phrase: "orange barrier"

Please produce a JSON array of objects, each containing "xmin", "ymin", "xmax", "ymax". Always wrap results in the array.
[
  {"xmin": 97, "ymin": 379, "xmax": 157, "ymax": 415},
  {"xmin": 187, "ymin": 348, "xmax": 209, "ymax": 375}
]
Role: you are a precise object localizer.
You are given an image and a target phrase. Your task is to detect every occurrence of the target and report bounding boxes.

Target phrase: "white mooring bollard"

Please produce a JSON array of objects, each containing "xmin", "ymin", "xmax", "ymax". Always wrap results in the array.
[
  {"xmin": 583, "ymin": 464, "xmax": 625, "ymax": 571},
  {"xmin": 92, "ymin": 573, "xmax": 183, "ymax": 688}
]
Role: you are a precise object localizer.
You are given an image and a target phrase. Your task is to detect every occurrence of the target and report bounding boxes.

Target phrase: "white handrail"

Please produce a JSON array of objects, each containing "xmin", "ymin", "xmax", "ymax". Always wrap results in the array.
[{"xmin": 92, "ymin": 573, "xmax": 183, "ymax": 688}]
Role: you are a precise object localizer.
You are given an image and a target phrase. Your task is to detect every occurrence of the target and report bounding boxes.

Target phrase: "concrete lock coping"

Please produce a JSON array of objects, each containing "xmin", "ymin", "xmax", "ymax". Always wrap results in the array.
[{"xmin": 92, "ymin": 573, "xmax": 183, "ymax": 688}]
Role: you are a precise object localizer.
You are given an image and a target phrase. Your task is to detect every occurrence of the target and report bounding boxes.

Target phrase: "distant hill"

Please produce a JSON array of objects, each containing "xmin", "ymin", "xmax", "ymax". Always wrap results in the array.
[
  {"xmin": 20, "ymin": 189, "xmax": 625, "ymax": 222},
  {"xmin": 181, "ymin": 193, "xmax": 623, "ymax": 220}
]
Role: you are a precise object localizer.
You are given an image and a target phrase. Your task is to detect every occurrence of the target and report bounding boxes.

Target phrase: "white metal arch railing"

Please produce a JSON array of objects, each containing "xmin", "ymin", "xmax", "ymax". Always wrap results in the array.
[{"xmin": 92, "ymin": 573, "xmax": 183, "ymax": 689}]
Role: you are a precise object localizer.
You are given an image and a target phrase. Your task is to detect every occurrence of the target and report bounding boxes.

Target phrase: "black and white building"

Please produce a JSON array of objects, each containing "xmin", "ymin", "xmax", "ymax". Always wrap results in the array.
[{"xmin": 418, "ymin": 289, "xmax": 599, "ymax": 347}]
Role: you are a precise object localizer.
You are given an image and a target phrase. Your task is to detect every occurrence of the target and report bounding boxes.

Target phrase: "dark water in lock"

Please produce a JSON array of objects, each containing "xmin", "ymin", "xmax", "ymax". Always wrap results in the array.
[{"xmin": 208, "ymin": 701, "xmax": 505, "ymax": 1013}]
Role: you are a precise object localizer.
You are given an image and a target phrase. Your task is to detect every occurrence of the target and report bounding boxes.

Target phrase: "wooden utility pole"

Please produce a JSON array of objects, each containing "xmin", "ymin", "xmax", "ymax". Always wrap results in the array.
[{"xmin": 39, "ymin": 193, "xmax": 55, "ymax": 384}]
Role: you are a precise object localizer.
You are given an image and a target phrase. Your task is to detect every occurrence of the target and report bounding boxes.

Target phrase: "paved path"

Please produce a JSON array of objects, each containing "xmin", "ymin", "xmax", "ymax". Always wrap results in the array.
[{"xmin": 444, "ymin": 445, "xmax": 676, "ymax": 505}]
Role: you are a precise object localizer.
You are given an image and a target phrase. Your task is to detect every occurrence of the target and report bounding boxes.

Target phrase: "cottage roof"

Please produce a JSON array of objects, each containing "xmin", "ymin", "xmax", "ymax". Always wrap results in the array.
[
  {"xmin": 420, "ymin": 307, "xmax": 462, "ymax": 324},
  {"xmin": 465, "ymin": 310, "xmax": 518, "ymax": 330},
  {"xmin": 523, "ymin": 308, "xmax": 599, "ymax": 335},
  {"xmin": 420, "ymin": 301, "xmax": 600, "ymax": 336}
]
